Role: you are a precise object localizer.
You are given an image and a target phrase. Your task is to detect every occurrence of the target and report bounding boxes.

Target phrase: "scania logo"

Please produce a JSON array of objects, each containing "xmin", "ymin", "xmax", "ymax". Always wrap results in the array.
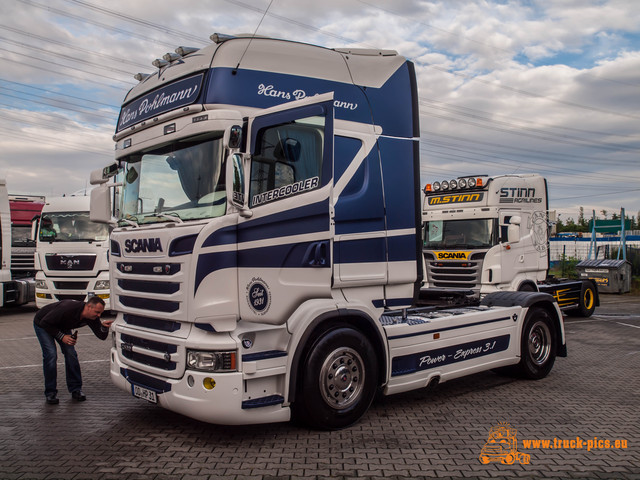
[
  {"xmin": 435, "ymin": 251, "xmax": 471, "ymax": 260},
  {"xmin": 124, "ymin": 238, "xmax": 163, "ymax": 253}
]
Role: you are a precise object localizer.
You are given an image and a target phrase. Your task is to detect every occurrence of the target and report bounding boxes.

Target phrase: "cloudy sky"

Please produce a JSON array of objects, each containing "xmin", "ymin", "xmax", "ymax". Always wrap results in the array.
[{"xmin": 2, "ymin": 0, "xmax": 639, "ymax": 222}]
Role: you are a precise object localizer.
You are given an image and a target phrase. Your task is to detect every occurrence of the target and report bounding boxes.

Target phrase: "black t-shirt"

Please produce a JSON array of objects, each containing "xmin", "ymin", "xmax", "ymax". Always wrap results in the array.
[{"xmin": 34, "ymin": 300, "xmax": 108, "ymax": 341}]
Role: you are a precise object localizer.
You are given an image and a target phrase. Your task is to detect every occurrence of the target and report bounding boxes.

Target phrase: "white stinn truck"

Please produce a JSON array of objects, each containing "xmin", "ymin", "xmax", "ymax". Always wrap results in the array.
[
  {"xmin": 0, "ymin": 179, "xmax": 36, "ymax": 307},
  {"xmin": 35, "ymin": 195, "xmax": 111, "ymax": 309},
  {"xmin": 90, "ymin": 34, "xmax": 567, "ymax": 429},
  {"xmin": 421, "ymin": 174, "xmax": 598, "ymax": 316}
]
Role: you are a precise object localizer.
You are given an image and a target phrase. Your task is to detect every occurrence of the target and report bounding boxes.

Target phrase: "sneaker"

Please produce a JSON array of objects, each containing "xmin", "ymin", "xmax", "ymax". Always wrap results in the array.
[
  {"xmin": 46, "ymin": 393, "xmax": 59, "ymax": 405},
  {"xmin": 71, "ymin": 390, "xmax": 86, "ymax": 402}
]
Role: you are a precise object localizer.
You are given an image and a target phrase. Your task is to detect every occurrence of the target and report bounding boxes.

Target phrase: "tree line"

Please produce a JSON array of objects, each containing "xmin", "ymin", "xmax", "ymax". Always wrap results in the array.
[{"xmin": 554, "ymin": 207, "xmax": 639, "ymax": 234}]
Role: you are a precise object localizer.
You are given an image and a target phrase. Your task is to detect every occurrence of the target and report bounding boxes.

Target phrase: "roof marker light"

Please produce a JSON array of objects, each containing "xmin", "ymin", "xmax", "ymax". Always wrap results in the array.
[
  {"xmin": 133, "ymin": 73, "xmax": 150, "ymax": 82},
  {"xmin": 175, "ymin": 46, "xmax": 199, "ymax": 56},
  {"xmin": 210, "ymin": 33, "xmax": 236, "ymax": 44},
  {"xmin": 163, "ymin": 52, "xmax": 182, "ymax": 62},
  {"xmin": 152, "ymin": 58, "xmax": 168, "ymax": 68}
]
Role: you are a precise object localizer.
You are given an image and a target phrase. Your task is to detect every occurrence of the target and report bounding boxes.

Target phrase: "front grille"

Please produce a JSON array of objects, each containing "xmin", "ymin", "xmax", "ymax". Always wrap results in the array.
[
  {"xmin": 118, "ymin": 279, "xmax": 179, "ymax": 295},
  {"xmin": 425, "ymin": 252, "xmax": 486, "ymax": 289},
  {"xmin": 54, "ymin": 281, "xmax": 89, "ymax": 290},
  {"xmin": 113, "ymin": 244, "xmax": 184, "ymax": 320},
  {"xmin": 123, "ymin": 313, "xmax": 181, "ymax": 332},
  {"xmin": 120, "ymin": 295, "xmax": 179, "ymax": 313},
  {"xmin": 120, "ymin": 333, "xmax": 177, "ymax": 371},
  {"xmin": 55, "ymin": 294, "xmax": 86, "ymax": 301},
  {"xmin": 11, "ymin": 253, "xmax": 35, "ymax": 271},
  {"xmin": 46, "ymin": 254, "xmax": 96, "ymax": 271}
]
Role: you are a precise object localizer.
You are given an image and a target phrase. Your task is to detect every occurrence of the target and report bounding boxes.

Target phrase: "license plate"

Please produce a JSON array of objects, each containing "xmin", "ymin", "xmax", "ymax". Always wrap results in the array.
[{"xmin": 132, "ymin": 384, "xmax": 157, "ymax": 404}]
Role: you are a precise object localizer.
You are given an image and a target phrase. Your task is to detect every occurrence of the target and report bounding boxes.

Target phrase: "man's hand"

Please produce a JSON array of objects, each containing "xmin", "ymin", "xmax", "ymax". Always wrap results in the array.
[
  {"xmin": 62, "ymin": 334, "xmax": 77, "ymax": 346},
  {"xmin": 101, "ymin": 319, "xmax": 114, "ymax": 328}
]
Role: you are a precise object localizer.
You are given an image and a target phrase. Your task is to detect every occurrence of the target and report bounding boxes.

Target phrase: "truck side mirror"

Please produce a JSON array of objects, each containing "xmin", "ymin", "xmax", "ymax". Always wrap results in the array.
[
  {"xmin": 228, "ymin": 153, "xmax": 252, "ymax": 217},
  {"xmin": 224, "ymin": 125, "xmax": 243, "ymax": 150},
  {"xmin": 31, "ymin": 214, "xmax": 40, "ymax": 241},
  {"xmin": 90, "ymin": 185, "xmax": 113, "ymax": 224},
  {"xmin": 507, "ymin": 216, "xmax": 521, "ymax": 243},
  {"xmin": 90, "ymin": 163, "xmax": 118, "ymax": 185}
]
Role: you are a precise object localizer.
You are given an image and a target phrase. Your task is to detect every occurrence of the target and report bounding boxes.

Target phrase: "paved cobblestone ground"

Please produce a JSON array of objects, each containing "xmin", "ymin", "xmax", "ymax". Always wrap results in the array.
[{"xmin": 1, "ymin": 296, "xmax": 639, "ymax": 480}]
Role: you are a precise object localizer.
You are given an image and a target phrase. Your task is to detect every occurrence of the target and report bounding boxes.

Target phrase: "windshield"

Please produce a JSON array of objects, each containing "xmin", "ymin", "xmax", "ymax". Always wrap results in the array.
[
  {"xmin": 119, "ymin": 134, "xmax": 226, "ymax": 225},
  {"xmin": 424, "ymin": 218, "xmax": 496, "ymax": 249},
  {"xmin": 12, "ymin": 225, "xmax": 35, "ymax": 247},
  {"xmin": 39, "ymin": 211, "xmax": 109, "ymax": 243}
]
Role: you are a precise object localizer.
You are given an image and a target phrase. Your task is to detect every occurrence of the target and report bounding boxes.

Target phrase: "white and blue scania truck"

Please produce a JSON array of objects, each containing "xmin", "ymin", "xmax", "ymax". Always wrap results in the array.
[{"xmin": 90, "ymin": 34, "xmax": 566, "ymax": 429}]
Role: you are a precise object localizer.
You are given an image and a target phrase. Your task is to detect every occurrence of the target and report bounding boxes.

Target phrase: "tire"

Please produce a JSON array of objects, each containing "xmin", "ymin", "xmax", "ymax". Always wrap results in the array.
[
  {"xmin": 518, "ymin": 283, "xmax": 537, "ymax": 292},
  {"xmin": 567, "ymin": 282, "xmax": 596, "ymax": 317},
  {"xmin": 516, "ymin": 307, "xmax": 557, "ymax": 379},
  {"xmin": 293, "ymin": 326, "xmax": 379, "ymax": 430}
]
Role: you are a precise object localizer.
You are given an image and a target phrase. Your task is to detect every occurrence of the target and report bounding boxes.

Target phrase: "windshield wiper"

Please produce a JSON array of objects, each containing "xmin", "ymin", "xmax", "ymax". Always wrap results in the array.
[
  {"xmin": 120, "ymin": 215, "xmax": 139, "ymax": 228},
  {"xmin": 158, "ymin": 212, "xmax": 183, "ymax": 223},
  {"xmin": 143, "ymin": 212, "xmax": 183, "ymax": 224}
]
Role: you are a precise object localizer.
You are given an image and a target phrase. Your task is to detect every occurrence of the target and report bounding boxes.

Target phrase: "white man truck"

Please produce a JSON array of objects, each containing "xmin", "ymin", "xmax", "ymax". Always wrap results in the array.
[
  {"xmin": 421, "ymin": 174, "xmax": 598, "ymax": 316},
  {"xmin": 35, "ymin": 195, "xmax": 111, "ymax": 309},
  {"xmin": 90, "ymin": 35, "xmax": 567, "ymax": 429},
  {"xmin": 0, "ymin": 179, "xmax": 36, "ymax": 307}
]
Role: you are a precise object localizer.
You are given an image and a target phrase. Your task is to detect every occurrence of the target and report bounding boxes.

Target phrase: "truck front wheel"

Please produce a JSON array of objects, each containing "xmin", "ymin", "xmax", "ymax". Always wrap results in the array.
[
  {"xmin": 517, "ymin": 307, "xmax": 557, "ymax": 379},
  {"xmin": 293, "ymin": 326, "xmax": 379, "ymax": 430}
]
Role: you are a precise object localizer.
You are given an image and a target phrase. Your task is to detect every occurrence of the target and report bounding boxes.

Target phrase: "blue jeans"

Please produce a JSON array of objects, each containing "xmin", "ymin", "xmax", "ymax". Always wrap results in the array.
[{"xmin": 34, "ymin": 323, "xmax": 82, "ymax": 396}]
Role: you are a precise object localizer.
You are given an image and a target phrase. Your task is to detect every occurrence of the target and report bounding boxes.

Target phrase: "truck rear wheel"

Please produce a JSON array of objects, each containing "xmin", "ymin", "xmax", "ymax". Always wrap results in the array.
[
  {"xmin": 567, "ymin": 282, "xmax": 596, "ymax": 317},
  {"xmin": 516, "ymin": 307, "xmax": 556, "ymax": 379},
  {"xmin": 293, "ymin": 326, "xmax": 379, "ymax": 430}
]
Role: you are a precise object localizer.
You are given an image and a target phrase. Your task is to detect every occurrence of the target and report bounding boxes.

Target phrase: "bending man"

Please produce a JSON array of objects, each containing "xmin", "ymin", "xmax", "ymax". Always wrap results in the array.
[{"xmin": 33, "ymin": 297, "xmax": 113, "ymax": 404}]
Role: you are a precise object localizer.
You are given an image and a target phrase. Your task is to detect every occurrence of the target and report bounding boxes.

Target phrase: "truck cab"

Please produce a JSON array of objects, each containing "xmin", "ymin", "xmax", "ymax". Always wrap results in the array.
[
  {"xmin": 90, "ymin": 35, "xmax": 566, "ymax": 429},
  {"xmin": 35, "ymin": 195, "xmax": 111, "ymax": 308},
  {"xmin": 0, "ymin": 179, "xmax": 36, "ymax": 307},
  {"xmin": 422, "ymin": 174, "xmax": 548, "ymax": 294},
  {"xmin": 422, "ymin": 174, "xmax": 597, "ymax": 315}
]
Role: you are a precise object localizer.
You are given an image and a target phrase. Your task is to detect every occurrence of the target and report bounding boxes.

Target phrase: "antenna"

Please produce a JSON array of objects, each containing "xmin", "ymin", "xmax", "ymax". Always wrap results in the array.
[{"xmin": 234, "ymin": 0, "xmax": 274, "ymax": 73}]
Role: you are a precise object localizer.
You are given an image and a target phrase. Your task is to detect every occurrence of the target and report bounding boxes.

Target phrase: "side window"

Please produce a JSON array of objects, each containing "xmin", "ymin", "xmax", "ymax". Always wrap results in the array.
[{"xmin": 249, "ymin": 116, "xmax": 325, "ymax": 207}]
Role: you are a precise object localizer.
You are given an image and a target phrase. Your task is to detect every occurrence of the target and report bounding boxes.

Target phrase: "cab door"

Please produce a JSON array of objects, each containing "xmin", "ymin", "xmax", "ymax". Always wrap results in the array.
[{"xmin": 237, "ymin": 95, "xmax": 334, "ymax": 325}]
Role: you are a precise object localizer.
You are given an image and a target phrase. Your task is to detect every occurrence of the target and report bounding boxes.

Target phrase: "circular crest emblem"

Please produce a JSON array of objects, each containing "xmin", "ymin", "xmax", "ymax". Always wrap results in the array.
[
  {"xmin": 530, "ymin": 211, "xmax": 548, "ymax": 254},
  {"xmin": 246, "ymin": 278, "xmax": 271, "ymax": 315}
]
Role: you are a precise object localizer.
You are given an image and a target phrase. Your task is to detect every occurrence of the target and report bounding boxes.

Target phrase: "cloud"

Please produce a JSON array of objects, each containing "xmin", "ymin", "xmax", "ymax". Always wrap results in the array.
[{"xmin": 1, "ymin": 0, "xmax": 638, "ymax": 219}]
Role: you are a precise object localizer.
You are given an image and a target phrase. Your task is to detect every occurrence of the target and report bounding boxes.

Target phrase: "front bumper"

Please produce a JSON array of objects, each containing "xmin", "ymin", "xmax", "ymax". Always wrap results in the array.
[{"xmin": 110, "ymin": 348, "xmax": 290, "ymax": 425}]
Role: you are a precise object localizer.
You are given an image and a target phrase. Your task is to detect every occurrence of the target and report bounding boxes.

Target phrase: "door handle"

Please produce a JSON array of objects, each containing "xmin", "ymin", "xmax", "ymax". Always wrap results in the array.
[{"xmin": 304, "ymin": 241, "xmax": 328, "ymax": 267}]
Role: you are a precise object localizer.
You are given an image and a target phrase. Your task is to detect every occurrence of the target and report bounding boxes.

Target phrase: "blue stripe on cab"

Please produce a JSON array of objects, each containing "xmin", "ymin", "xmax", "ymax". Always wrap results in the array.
[{"xmin": 334, "ymin": 237, "xmax": 385, "ymax": 264}]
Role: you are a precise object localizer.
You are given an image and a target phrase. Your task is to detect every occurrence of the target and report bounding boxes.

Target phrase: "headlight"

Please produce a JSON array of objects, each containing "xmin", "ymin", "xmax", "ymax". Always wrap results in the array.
[
  {"xmin": 187, "ymin": 350, "xmax": 237, "ymax": 372},
  {"xmin": 94, "ymin": 280, "xmax": 110, "ymax": 290},
  {"xmin": 35, "ymin": 279, "xmax": 47, "ymax": 289}
]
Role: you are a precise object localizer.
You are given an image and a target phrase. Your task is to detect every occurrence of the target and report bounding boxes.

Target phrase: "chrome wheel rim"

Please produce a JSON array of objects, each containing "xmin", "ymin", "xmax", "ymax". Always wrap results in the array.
[
  {"xmin": 528, "ymin": 320, "xmax": 551, "ymax": 366},
  {"xmin": 319, "ymin": 347, "xmax": 364, "ymax": 409}
]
